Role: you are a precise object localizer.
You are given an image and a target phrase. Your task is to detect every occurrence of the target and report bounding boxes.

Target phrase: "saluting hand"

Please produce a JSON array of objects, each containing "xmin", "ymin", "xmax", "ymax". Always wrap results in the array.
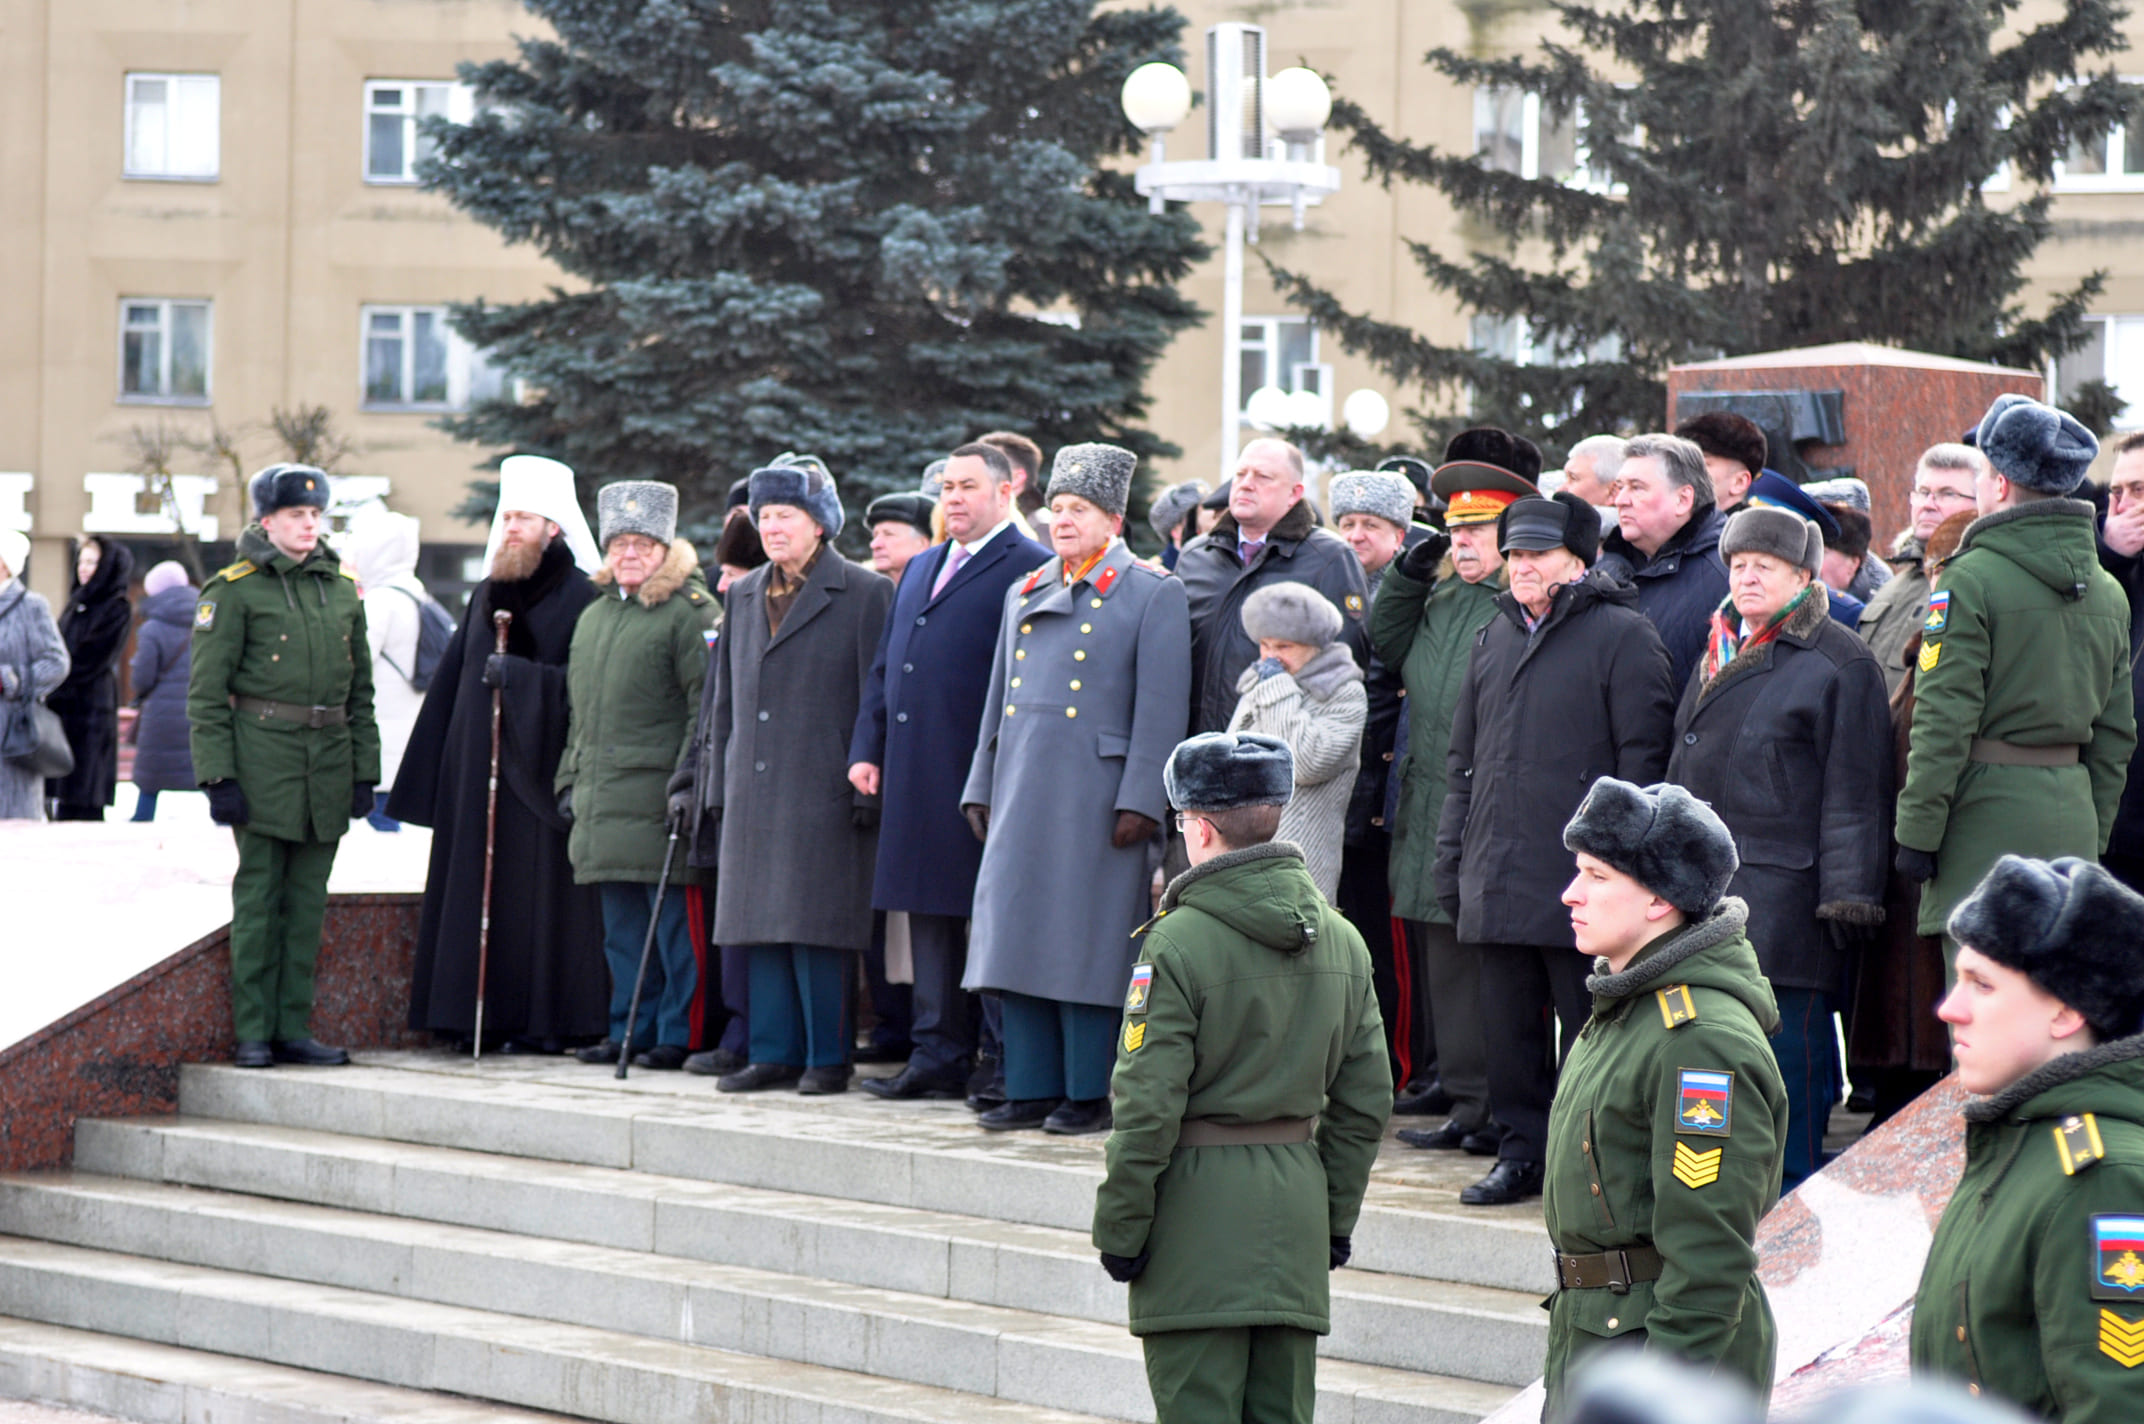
[
  {"xmin": 1112, "ymin": 811, "xmax": 1159, "ymax": 849},
  {"xmin": 1398, "ymin": 529, "xmax": 1451, "ymax": 581}
]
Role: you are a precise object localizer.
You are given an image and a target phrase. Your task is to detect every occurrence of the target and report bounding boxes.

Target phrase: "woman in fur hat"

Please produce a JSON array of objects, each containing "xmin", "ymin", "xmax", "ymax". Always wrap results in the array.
[
  {"xmin": 1224, "ymin": 581, "xmax": 1366, "ymax": 900},
  {"xmin": 1911, "ymin": 856, "xmax": 2144, "ymax": 1420},
  {"xmin": 1666, "ymin": 505, "xmax": 1892, "ymax": 1192}
]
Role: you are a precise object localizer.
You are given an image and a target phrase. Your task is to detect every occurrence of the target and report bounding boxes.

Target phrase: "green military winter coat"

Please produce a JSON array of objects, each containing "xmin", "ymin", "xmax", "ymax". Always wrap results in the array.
[
  {"xmin": 1542, "ymin": 898, "xmax": 1786, "ymax": 1413},
  {"xmin": 1367, "ymin": 559, "xmax": 1505, "ymax": 922},
  {"xmin": 187, "ymin": 525, "xmax": 380, "ymax": 843},
  {"xmin": 1093, "ymin": 842, "xmax": 1393, "ymax": 1336},
  {"xmin": 1912, "ymin": 1035, "xmax": 2144, "ymax": 1422},
  {"xmin": 557, "ymin": 540, "xmax": 718, "ymax": 885},
  {"xmin": 1897, "ymin": 500, "xmax": 2136, "ymax": 934}
]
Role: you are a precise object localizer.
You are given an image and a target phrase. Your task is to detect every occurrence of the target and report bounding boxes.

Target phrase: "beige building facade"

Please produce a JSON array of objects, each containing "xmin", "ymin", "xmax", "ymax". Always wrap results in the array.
[{"xmin": 3, "ymin": 0, "xmax": 2141, "ymax": 604}]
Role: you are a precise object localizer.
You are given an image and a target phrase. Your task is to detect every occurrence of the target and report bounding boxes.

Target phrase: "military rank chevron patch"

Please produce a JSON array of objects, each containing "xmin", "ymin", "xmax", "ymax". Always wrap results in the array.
[
  {"xmin": 2098, "ymin": 1308, "xmax": 2144, "ymax": 1367},
  {"xmin": 1671, "ymin": 1141, "xmax": 1723, "ymax": 1190}
]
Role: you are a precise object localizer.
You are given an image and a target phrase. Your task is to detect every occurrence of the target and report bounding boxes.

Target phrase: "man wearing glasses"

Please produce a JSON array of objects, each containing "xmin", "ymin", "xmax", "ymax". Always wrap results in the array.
[{"xmin": 1857, "ymin": 444, "xmax": 1986, "ymax": 693}]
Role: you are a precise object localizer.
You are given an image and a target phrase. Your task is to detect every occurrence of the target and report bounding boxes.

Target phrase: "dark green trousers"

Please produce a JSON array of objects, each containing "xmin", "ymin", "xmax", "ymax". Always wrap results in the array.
[
  {"xmin": 230, "ymin": 828, "xmax": 340, "ymax": 1042},
  {"xmin": 1141, "ymin": 1325, "xmax": 1318, "ymax": 1424}
]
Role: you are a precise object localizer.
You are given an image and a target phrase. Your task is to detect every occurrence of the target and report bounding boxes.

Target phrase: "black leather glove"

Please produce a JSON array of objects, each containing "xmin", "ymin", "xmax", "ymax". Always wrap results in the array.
[
  {"xmin": 1894, "ymin": 846, "xmax": 1937, "ymax": 884},
  {"xmin": 1112, "ymin": 810, "xmax": 1159, "ymax": 849},
  {"xmin": 557, "ymin": 786, "xmax": 574, "ymax": 823},
  {"xmin": 1330, "ymin": 1236, "xmax": 1352, "ymax": 1271},
  {"xmin": 206, "ymin": 780, "xmax": 248, "ymax": 826},
  {"xmin": 852, "ymin": 803, "xmax": 880, "ymax": 830},
  {"xmin": 1824, "ymin": 918, "xmax": 1878, "ymax": 963},
  {"xmin": 351, "ymin": 784, "xmax": 375, "ymax": 819},
  {"xmin": 1398, "ymin": 529, "xmax": 1451, "ymax": 581},
  {"xmin": 482, "ymin": 653, "xmax": 511, "ymax": 689},
  {"xmin": 963, "ymin": 803, "xmax": 990, "ymax": 843},
  {"xmin": 1100, "ymin": 1250, "xmax": 1150, "ymax": 1283},
  {"xmin": 667, "ymin": 789, "xmax": 695, "ymax": 832}
]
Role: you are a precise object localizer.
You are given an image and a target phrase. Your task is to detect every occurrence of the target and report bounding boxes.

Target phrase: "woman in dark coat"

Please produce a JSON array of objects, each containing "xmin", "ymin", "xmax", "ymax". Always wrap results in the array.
[
  {"xmin": 1666, "ymin": 506, "xmax": 1892, "ymax": 1192},
  {"xmin": 128, "ymin": 561, "xmax": 197, "ymax": 820},
  {"xmin": 47, "ymin": 534, "xmax": 136, "ymax": 820}
]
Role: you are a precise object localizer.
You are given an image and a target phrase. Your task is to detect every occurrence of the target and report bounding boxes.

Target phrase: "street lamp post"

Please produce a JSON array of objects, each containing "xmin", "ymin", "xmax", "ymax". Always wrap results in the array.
[{"xmin": 1121, "ymin": 24, "xmax": 1342, "ymax": 485}]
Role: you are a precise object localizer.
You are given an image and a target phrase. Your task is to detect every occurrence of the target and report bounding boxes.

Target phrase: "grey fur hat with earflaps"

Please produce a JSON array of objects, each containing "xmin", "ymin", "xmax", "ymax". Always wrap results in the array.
[
  {"xmin": 1165, "ymin": 732, "xmax": 1295, "ymax": 812},
  {"xmin": 1563, "ymin": 777, "xmax": 1739, "ymax": 916},
  {"xmin": 1240, "ymin": 581, "xmax": 1344, "ymax": 648},
  {"xmin": 1948, "ymin": 856, "xmax": 2144, "ymax": 1040}
]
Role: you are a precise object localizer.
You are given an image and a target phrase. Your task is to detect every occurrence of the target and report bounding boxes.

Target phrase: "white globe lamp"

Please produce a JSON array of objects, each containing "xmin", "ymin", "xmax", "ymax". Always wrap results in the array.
[
  {"xmin": 1342, "ymin": 389, "xmax": 1391, "ymax": 440},
  {"xmin": 1266, "ymin": 67, "xmax": 1333, "ymax": 141},
  {"xmin": 1120, "ymin": 63, "xmax": 1193, "ymax": 134}
]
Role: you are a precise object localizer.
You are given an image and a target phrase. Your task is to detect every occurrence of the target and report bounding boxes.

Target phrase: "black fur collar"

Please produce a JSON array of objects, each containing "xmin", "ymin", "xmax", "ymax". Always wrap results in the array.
[
  {"xmin": 1584, "ymin": 898, "xmax": 1749, "ymax": 999},
  {"xmin": 1962, "ymin": 1033, "xmax": 2144, "ymax": 1122},
  {"xmin": 1159, "ymin": 841, "xmax": 1304, "ymax": 912}
]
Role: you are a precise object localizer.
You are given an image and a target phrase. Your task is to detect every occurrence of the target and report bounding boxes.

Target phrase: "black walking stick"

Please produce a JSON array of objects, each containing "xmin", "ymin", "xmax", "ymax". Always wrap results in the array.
[
  {"xmin": 473, "ymin": 609, "xmax": 512, "ymax": 1061},
  {"xmin": 616, "ymin": 826, "xmax": 683, "ymax": 1080}
]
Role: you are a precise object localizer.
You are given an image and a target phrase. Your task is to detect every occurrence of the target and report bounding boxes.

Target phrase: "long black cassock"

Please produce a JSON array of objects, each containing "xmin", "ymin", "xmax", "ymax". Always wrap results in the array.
[{"xmin": 388, "ymin": 538, "xmax": 607, "ymax": 1041}]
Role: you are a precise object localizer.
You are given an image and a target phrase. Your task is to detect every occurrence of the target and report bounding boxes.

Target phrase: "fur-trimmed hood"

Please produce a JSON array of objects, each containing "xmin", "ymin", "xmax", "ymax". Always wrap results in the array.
[
  {"xmin": 1582, "ymin": 897, "xmax": 1781, "ymax": 1034},
  {"xmin": 1953, "ymin": 498, "xmax": 2102, "ymax": 602},
  {"xmin": 1962, "ymin": 1032, "xmax": 2144, "ymax": 1124},
  {"xmin": 593, "ymin": 538, "xmax": 701, "ymax": 608}
]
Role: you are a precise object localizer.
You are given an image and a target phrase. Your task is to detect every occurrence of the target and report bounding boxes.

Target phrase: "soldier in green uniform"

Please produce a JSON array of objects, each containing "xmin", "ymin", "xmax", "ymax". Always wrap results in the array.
[
  {"xmin": 1911, "ymin": 855, "xmax": 2144, "ymax": 1422},
  {"xmin": 1093, "ymin": 731, "xmax": 1393, "ymax": 1424},
  {"xmin": 1896, "ymin": 395, "xmax": 2136, "ymax": 946},
  {"xmin": 1543, "ymin": 778, "xmax": 1787, "ymax": 1413},
  {"xmin": 188, "ymin": 464, "xmax": 380, "ymax": 1068}
]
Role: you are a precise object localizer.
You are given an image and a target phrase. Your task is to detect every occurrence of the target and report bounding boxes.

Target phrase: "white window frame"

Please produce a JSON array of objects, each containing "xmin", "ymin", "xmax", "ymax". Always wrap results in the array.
[
  {"xmin": 2052, "ymin": 315, "xmax": 2144, "ymax": 430},
  {"xmin": 2053, "ymin": 78, "xmax": 2144, "ymax": 191},
  {"xmin": 1475, "ymin": 86, "xmax": 1634, "ymax": 195},
  {"xmin": 363, "ymin": 80, "xmax": 475, "ymax": 185},
  {"xmin": 123, "ymin": 73, "xmax": 221, "ymax": 181},
  {"xmin": 360, "ymin": 304, "xmax": 499, "ymax": 411},
  {"xmin": 117, "ymin": 299, "xmax": 213, "ymax": 405},
  {"xmin": 1239, "ymin": 316, "xmax": 1317, "ymax": 414}
]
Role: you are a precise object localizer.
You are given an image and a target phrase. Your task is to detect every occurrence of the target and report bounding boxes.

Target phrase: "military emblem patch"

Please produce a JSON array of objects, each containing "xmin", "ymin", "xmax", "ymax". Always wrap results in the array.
[
  {"xmin": 2099, "ymin": 1308, "xmax": 2144, "ymax": 1367},
  {"xmin": 1671, "ymin": 1142, "xmax": 1722, "ymax": 1190},
  {"xmin": 2058, "ymin": 1114, "xmax": 2108, "ymax": 1176},
  {"xmin": 1919, "ymin": 640, "xmax": 1941, "ymax": 672},
  {"xmin": 1345, "ymin": 593, "xmax": 1364, "ymax": 615},
  {"xmin": 1123, "ymin": 1021, "xmax": 1146, "ymax": 1053},
  {"xmin": 194, "ymin": 600, "xmax": 217, "ymax": 630},
  {"xmin": 2093, "ymin": 1216, "xmax": 2144, "ymax": 1300},
  {"xmin": 1125, "ymin": 964, "xmax": 1153, "ymax": 1015},
  {"xmin": 1923, "ymin": 590, "xmax": 1950, "ymax": 636},
  {"xmin": 1675, "ymin": 1068, "xmax": 1734, "ymax": 1136},
  {"xmin": 1655, "ymin": 985, "xmax": 1697, "ymax": 1030}
]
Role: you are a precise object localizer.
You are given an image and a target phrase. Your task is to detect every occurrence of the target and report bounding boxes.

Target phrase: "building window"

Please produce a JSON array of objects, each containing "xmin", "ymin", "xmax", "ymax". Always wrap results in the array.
[
  {"xmin": 1475, "ymin": 87, "xmax": 1633, "ymax": 193},
  {"xmin": 119, "ymin": 300, "xmax": 212, "ymax": 403},
  {"xmin": 2055, "ymin": 81, "xmax": 2144, "ymax": 190},
  {"xmin": 364, "ymin": 81, "xmax": 472, "ymax": 183},
  {"xmin": 125, "ymin": 73, "xmax": 220, "ymax": 180},
  {"xmin": 1240, "ymin": 317, "xmax": 1318, "ymax": 407},
  {"xmin": 362, "ymin": 305, "xmax": 501, "ymax": 409},
  {"xmin": 2053, "ymin": 316, "xmax": 2144, "ymax": 429}
]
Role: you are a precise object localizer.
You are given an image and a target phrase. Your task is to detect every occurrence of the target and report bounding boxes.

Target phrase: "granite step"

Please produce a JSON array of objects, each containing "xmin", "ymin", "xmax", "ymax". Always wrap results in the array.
[
  {"xmin": 69, "ymin": 1118, "xmax": 1548, "ymax": 1382},
  {"xmin": 0, "ymin": 1237, "xmax": 1514, "ymax": 1424},
  {"xmin": 0, "ymin": 1315, "xmax": 585, "ymax": 1424},
  {"xmin": 175, "ymin": 1058, "xmax": 1554, "ymax": 1295}
]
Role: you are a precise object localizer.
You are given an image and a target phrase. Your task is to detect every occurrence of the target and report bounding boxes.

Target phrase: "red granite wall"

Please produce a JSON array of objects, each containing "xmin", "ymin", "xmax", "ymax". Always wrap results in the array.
[
  {"xmin": 1668, "ymin": 363, "xmax": 2043, "ymax": 541},
  {"xmin": 0, "ymin": 894, "xmax": 422, "ymax": 1171}
]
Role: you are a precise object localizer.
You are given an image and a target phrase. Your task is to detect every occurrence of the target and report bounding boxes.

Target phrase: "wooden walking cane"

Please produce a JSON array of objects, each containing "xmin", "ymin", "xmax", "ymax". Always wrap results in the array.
[{"xmin": 473, "ymin": 609, "xmax": 513, "ymax": 1061}]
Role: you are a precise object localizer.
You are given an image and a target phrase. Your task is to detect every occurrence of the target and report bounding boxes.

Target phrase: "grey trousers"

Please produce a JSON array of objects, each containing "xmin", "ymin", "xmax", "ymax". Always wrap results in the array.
[{"xmin": 1407, "ymin": 919, "xmax": 1489, "ymax": 1130}]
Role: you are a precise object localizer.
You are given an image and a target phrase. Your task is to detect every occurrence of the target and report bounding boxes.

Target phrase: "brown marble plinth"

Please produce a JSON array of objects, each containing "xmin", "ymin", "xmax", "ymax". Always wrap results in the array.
[{"xmin": 0, "ymin": 895, "xmax": 422, "ymax": 1171}]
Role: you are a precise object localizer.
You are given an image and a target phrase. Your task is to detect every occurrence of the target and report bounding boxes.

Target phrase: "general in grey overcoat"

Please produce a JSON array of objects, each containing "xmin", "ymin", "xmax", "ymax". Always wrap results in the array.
[
  {"xmin": 710, "ymin": 548, "xmax": 895, "ymax": 953},
  {"xmin": 962, "ymin": 540, "xmax": 1190, "ymax": 1007}
]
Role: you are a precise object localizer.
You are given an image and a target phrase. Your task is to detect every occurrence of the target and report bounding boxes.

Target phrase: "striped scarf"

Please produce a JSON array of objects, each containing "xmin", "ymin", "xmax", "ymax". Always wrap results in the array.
[{"xmin": 1701, "ymin": 584, "xmax": 1811, "ymax": 685}]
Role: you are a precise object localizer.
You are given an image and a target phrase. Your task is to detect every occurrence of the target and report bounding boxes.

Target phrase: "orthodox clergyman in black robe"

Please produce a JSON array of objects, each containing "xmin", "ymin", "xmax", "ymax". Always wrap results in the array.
[{"xmin": 389, "ymin": 457, "xmax": 607, "ymax": 1048}]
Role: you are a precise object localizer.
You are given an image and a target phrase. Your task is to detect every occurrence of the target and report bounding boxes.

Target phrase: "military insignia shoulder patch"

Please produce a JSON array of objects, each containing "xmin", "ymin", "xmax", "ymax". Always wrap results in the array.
[
  {"xmin": 2099, "ymin": 1307, "xmax": 2144, "ymax": 1366},
  {"xmin": 1919, "ymin": 640, "xmax": 1941, "ymax": 672},
  {"xmin": 1021, "ymin": 568, "xmax": 1045, "ymax": 595},
  {"xmin": 2057, "ymin": 1114, "xmax": 2108, "ymax": 1175},
  {"xmin": 2094, "ymin": 1216, "xmax": 2144, "ymax": 1301},
  {"xmin": 1124, "ymin": 964, "xmax": 1153, "ymax": 1015},
  {"xmin": 1345, "ymin": 593, "xmax": 1365, "ymax": 615},
  {"xmin": 1923, "ymin": 590, "xmax": 1950, "ymax": 636},
  {"xmin": 194, "ymin": 599, "xmax": 217, "ymax": 631},
  {"xmin": 216, "ymin": 559, "xmax": 256, "ymax": 583},
  {"xmin": 1123, "ymin": 1020, "xmax": 1146, "ymax": 1053},
  {"xmin": 1656, "ymin": 985, "xmax": 1698, "ymax": 1030},
  {"xmin": 339, "ymin": 564, "xmax": 359, "ymax": 580},
  {"xmin": 1093, "ymin": 565, "xmax": 1121, "ymax": 596},
  {"xmin": 1671, "ymin": 1141, "xmax": 1723, "ymax": 1189},
  {"xmin": 1675, "ymin": 1068, "xmax": 1734, "ymax": 1136}
]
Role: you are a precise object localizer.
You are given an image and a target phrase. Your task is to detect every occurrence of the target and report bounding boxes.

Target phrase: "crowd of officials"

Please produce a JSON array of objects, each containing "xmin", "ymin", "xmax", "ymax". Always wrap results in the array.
[{"xmin": 6, "ymin": 392, "xmax": 2144, "ymax": 1422}]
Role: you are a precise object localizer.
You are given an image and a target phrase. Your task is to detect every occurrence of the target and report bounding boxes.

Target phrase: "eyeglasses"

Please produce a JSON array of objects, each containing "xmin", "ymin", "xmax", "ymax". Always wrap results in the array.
[
  {"xmin": 1910, "ymin": 486, "xmax": 1977, "ymax": 503},
  {"xmin": 1174, "ymin": 813, "xmax": 1206, "ymax": 833}
]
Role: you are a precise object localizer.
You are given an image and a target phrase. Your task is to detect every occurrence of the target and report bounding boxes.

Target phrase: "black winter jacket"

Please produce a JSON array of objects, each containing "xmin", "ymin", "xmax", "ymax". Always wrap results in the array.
[
  {"xmin": 1665, "ymin": 583, "xmax": 1893, "ymax": 995},
  {"xmin": 129, "ymin": 583, "xmax": 198, "ymax": 794},
  {"xmin": 1434, "ymin": 569, "xmax": 1676, "ymax": 947},
  {"xmin": 1176, "ymin": 501, "xmax": 1369, "ymax": 734},
  {"xmin": 1595, "ymin": 504, "xmax": 1728, "ymax": 694},
  {"xmin": 1346, "ymin": 526, "xmax": 1437, "ymax": 846}
]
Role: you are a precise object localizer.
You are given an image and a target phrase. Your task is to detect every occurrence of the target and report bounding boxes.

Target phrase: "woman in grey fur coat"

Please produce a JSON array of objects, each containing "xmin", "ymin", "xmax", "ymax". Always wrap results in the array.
[
  {"xmin": 0, "ymin": 530, "xmax": 72, "ymax": 821},
  {"xmin": 1227, "ymin": 581, "xmax": 1366, "ymax": 899}
]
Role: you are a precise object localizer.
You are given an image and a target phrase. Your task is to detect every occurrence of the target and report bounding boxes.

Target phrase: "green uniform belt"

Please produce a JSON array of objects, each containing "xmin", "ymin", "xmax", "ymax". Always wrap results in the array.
[
  {"xmin": 1177, "ymin": 1117, "xmax": 1317, "ymax": 1147},
  {"xmin": 1969, "ymin": 738, "xmax": 2080, "ymax": 766},
  {"xmin": 1554, "ymin": 1244, "xmax": 1663, "ymax": 1292},
  {"xmin": 232, "ymin": 695, "xmax": 350, "ymax": 729}
]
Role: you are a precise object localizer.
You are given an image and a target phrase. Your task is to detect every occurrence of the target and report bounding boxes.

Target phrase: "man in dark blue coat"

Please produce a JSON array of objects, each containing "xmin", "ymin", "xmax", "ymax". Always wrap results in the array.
[{"xmin": 850, "ymin": 442, "xmax": 1051, "ymax": 1098}]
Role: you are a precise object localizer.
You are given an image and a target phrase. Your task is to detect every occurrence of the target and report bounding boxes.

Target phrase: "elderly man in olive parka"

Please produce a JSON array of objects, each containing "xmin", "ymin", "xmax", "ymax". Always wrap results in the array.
[
  {"xmin": 1095, "ymin": 732, "xmax": 1392, "ymax": 1424},
  {"xmin": 1543, "ymin": 779, "xmax": 1787, "ymax": 1414},
  {"xmin": 1898, "ymin": 396, "xmax": 2136, "ymax": 938}
]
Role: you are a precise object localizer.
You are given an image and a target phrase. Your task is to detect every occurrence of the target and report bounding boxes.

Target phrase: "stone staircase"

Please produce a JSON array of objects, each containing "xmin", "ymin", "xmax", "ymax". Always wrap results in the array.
[{"xmin": 0, "ymin": 1053, "xmax": 1550, "ymax": 1423}]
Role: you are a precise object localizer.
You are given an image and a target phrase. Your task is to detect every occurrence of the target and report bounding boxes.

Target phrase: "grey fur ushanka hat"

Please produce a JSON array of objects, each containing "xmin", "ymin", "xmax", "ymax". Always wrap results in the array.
[
  {"xmin": 597, "ymin": 480, "xmax": 679, "ymax": 547},
  {"xmin": 1720, "ymin": 505, "xmax": 1823, "ymax": 576},
  {"xmin": 749, "ymin": 460, "xmax": 845, "ymax": 539},
  {"xmin": 1329, "ymin": 471, "xmax": 1417, "ymax": 530},
  {"xmin": 1147, "ymin": 479, "xmax": 1208, "ymax": 541},
  {"xmin": 1240, "ymin": 581, "xmax": 1343, "ymax": 648},
  {"xmin": 1947, "ymin": 856, "xmax": 2144, "ymax": 1039},
  {"xmin": 1165, "ymin": 732, "xmax": 1295, "ymax": 812},
  {"xmin": 1045, "ymin": 442, "xmax": 1137, "ymax": 518},
  {"xmin": 1563, "ymin": 777, "xmax": 1739, "ymax": 916},
  {"xmin": 1976, "ymin": 394, "xmax": 2099, "ymax": 495}
]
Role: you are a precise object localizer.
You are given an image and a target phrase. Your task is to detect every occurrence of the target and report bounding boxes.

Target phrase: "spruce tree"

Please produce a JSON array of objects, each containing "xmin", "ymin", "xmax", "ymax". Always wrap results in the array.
[
  {"xmin": 1270, "ymin": 0, "xmax": 2138, "ymax": 455},
  {"xmin": 421, "ymin": 0, "xmax": 1205, "ymax": 536}
]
